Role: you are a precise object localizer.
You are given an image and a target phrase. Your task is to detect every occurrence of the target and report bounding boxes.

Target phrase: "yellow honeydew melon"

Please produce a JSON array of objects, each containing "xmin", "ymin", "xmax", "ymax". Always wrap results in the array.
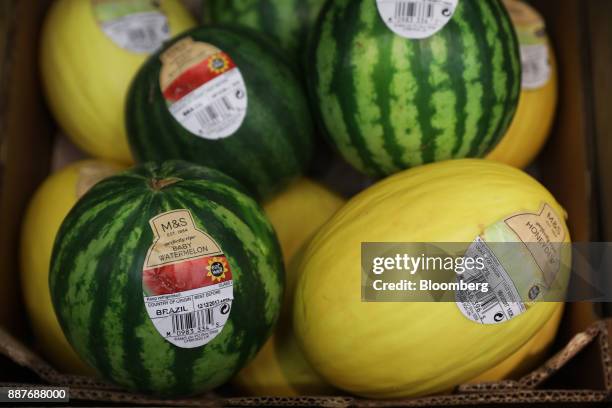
[
  {"xmin": 294, "ymin": 159, "xmax": 570, "ymax": 398},
  {"xmin": 487, "ymin": 0, "xmax": 558, "ymax": 168},
  {"xmin": 21, "ymin": 159, "xmax": 126, "ymax": 374},
  {"xmin": 40, "ymin": 0, "xmax": 195, "ymax": 163}
]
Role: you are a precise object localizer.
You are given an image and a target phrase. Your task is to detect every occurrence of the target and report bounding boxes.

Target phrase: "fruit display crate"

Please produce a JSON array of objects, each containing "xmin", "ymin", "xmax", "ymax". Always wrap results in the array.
[
  {"xmin": 0, "ymin": 319, "xmax": 611, "ymax": 406},
  {"xmin": 0, "ymin": 0, "xmax": 610, "ymax": 406}
]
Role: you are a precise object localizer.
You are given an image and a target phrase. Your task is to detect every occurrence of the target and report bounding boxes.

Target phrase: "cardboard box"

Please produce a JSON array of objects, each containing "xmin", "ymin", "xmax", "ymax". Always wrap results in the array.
[
  {"xmin": 0, "ymin": 0, "xmax": 608, "ymax": 405},
  {"xmin": 1, "ymin": 319, "xmax": 611, "ymax": 406}
]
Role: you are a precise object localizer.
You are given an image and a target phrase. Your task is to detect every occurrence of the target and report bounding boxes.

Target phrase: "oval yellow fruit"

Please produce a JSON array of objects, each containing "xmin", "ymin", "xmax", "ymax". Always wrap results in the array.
[
  {"xmin": 487, "ymin": 0, "xmax": 558, "ymax": 168},
  {"xmin": 40, "ymin": 0, "xmax": 195, "ymax": 163},
  {"xmin": 20, "ymin": 160, "xmax": 126, "ymax": 375},
  {"xmin": 263, "ymin": 179, "xmax": 346, "ymax": 266},
  {"xmin": 233, "ymin": 179, "xmax": 344, "ymax": 396},
  {"xmin": 294, "ymin": 159, "xmax": 570, "ymax": 398}
]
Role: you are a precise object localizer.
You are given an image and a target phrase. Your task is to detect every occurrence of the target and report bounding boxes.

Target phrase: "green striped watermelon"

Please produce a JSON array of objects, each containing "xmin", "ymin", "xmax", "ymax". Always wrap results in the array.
[
  {"xmin": 126, "ymin": 26, "xmax": 314, "ymax": 200},
  {"xmin": 309, "ymin": 0, "xmax": 521, "ymax": 176},
  {"xmin": 204, "ymin": 0, "xmax": 327, "ymax": 61},
  {"xmin": 49, "ymin": 161, "xmax": 284, "ymax": 397}
]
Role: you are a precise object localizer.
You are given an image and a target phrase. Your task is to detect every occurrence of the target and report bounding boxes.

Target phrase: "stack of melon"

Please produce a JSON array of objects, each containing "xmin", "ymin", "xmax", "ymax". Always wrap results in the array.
[{"xmin": 21, "ymin": 0, "xmax": 566, "ymax": 400}]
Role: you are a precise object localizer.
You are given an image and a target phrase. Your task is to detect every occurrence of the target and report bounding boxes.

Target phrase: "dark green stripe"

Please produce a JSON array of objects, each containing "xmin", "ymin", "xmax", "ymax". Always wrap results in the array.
[
  {"xmin": 296, "ymin": 0, "xmax": 312, "ymax": 53},
  {"xmin": 412, "ymin": 39, "xmax": 437, "ymax": 164},
  {"xmin": 258, "ymin": 0, "xmax": 278, "ymax": 41},
  {"xmin": 449, "ymin": 4, "xmax": 469, "ymax": 157},
  {"xmin": 306, "ymin": 0, "xmax": 331, "ymax": 141},
  {"xmin": 482, "ymin": 0, "xmax": 521, "ymax": 154},
  {"xmin": 331, "ymin": 1, "xmax": 382, "ymax": 175},
  {"xmin": 88, "ymin": 200, "xmax": 145, "ymax": 384},
  {"xmin": 51, "ymin": 188, "xmax": 143, "ymax": 320},
  {"xmin": 122, "ymin": 193, "xmax": 167, "ymax": 392},
  {"xmin": 374, "ymin": 23, "xmax": 404, "ymax": 171},
  {"xmin": 466, "ymin": 0, "xmax": 496, "ymax": 156}
]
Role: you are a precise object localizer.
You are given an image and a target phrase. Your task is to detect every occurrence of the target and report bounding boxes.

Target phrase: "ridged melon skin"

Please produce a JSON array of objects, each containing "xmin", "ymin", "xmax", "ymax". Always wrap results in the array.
[
  {"xmin": 50, "ymin": 161, "xmax": 284, "ymax": 397},
  {"xmin": 126, "ymin": 26, "xmax": 315, "ymax": 199},
  {"xmin": 294, "ymin": 159, "xmax": 570, "ymax": 398},
  {"xmin": 308, "ymin": 0, "xmax": 521, "ymax": 176}
]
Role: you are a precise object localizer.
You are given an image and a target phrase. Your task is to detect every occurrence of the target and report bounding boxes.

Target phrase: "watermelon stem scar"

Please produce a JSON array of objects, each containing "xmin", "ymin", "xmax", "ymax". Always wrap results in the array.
[{"xmin": 149, "ymin": 177, "xmax": 183, "ymax": 190}]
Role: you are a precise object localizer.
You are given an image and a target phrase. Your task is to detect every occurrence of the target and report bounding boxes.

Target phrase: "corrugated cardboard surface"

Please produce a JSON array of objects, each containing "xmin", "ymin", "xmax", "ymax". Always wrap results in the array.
[{"xmin": 1, "ymin": 320, "xmax": 611, "ymax": 406}]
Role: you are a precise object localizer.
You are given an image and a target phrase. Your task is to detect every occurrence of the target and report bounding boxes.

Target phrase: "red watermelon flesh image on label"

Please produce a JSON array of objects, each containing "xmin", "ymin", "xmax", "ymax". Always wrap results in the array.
[
  {"xmin": 162, "ymin": 53, "xmax": 237, "ymax": 102},
  {"xmin": 143, "ymin": 256, "xmax": 233, "ymax": 296},
  {"xmin": 159, "ymin": 37, "xmax": 248, "ymax": 140},
  {"xmin": 143, "ymin": 209, "xmax": 234, "ymax": 349}
]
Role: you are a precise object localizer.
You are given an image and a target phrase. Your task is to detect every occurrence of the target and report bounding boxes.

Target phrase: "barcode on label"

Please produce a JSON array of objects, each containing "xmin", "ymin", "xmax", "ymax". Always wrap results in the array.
[
  {"xmin": 475, "ymin": 292, "xmax": 499, "ymax": 314},
  {"xmin": 127, "ymin": 27, "xmax": 159, "ymax": 46},
  {"xmin": 394, "ymin": 1, "xmax": 434, "ymax": 22},
  {"xmin": 460, "ymin": 273, "xmax": 500, "ymax": 314},
  {"xmin": 195, "ymin": 97, "xmax": 234, "ymax": 127},
  {"xmin": 523, "ymin": 59, "xmax": 541, "ymax": 78},
  {"xmin": 171, "ymin": 309, "xmax": 214, "ymax": 333}
]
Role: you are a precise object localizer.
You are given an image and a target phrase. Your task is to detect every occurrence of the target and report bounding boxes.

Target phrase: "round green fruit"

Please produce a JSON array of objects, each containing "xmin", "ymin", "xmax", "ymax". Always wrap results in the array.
[
  {"xmin": 308, "ymin": 0, "xmax": 521, "ymax": 176},
  {"xmin": 126, "ymin": 26, "xmax": 314, "ymax": 199},
  {"xmin": 49, "ymin": 161, "xmax": 284, "ymax": 397}
]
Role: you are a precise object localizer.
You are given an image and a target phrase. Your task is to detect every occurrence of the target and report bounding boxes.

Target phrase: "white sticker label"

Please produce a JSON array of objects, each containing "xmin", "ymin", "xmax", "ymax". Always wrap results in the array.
[
  {"xmin": 376, "ymin": 0, "xmax": 458, "ymax": 39},
  {"xmin": 503, "ymin": 0, "xmax": 552, "ymax": 90},
  {"xmin": 160, "ymin": 38, "xmax": 248, "ymax": 141},
  {"xmin": 456, "ymin": 237, "xmax": 526, "ymax": 325},
  {"xmin": 520, "ymin": 44, "xmax": 551, "ymax": 90},
  {"xmin": 142, "ymin": 209, "xmax": 234, "ymax": 348},
  {"xmin": 144, "ymin": 283, "xmax": 233, "ymax": 349},
  {"xmin": 92, "ymin": 1, "xmax": 170, "ymax": 54},
  {"xmin": 168, "ymin": 68, "xmax": 248, "ymax": 140}
]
